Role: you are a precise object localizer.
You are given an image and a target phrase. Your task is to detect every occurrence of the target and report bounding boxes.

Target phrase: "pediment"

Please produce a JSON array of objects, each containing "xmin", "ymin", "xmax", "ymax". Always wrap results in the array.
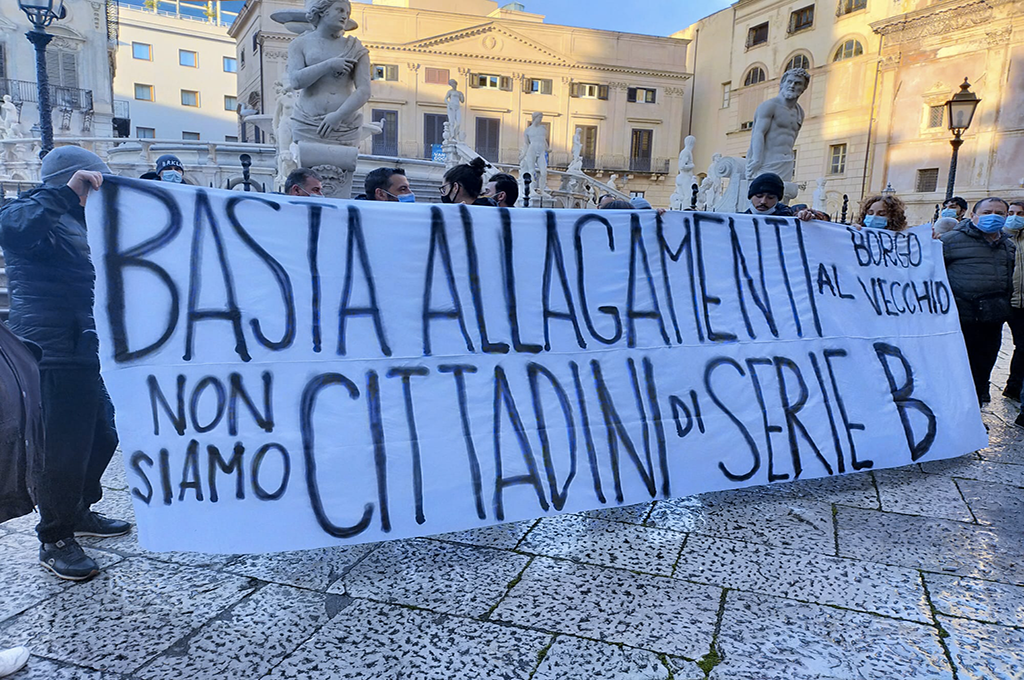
[{"xmin": 370, "ymin": 23, "xmax": 571, "ymax": 66}]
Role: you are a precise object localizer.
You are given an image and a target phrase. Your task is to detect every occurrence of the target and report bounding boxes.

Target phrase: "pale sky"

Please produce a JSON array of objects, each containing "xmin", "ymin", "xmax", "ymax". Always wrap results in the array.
[{"xmin": 522, "ymin": 0, "xmax": 735, "ymax": 36}]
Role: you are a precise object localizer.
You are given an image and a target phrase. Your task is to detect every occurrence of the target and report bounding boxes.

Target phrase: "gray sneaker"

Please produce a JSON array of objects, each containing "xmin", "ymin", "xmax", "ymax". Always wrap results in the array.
[{"xmin": 39, "ymin": 538, "xmax": 99, "ymax": 581}]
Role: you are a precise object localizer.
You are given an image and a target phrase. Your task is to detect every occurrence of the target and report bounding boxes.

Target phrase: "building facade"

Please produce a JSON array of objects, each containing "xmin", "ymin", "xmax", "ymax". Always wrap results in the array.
[
  {"xmin": 0, "ymin": 0, "xmax": 118, "ymax": 140},
  {"xmin": 113, "ymin": 3, "xmax": 240, "ymax": 142},
  {"xmin": 228, "ymin": 0, "xmax": 692, "ymax": 205},
  {"xmin": 678, "ymin": 0, "xmax": 1024, "ymax": 222}
]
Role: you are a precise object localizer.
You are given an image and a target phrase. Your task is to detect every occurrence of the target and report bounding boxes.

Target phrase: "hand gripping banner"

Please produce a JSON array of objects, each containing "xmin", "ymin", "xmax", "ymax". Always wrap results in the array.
[{"xmin": 87, "ymin": 177, "xmax": 986, "ymax": 553}]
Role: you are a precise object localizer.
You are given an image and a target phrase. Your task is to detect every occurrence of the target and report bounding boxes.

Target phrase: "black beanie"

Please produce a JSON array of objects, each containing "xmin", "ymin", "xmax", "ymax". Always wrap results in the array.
[{"xmin": 748, "ymin": 172, "xmax": 785, "ymax": 200}]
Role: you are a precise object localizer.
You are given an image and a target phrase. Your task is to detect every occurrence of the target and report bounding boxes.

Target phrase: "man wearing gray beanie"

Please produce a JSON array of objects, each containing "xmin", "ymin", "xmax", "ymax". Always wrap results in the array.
[{"xmin": 0, "ymin": 145, "xmax": 130, "ymax": 581}]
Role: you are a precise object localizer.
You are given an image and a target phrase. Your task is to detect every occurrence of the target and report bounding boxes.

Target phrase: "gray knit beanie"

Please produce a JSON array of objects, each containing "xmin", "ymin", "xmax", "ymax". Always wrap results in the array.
[{"xmin": 40, "ymin": 146, "xmax": 110, "ymax": 187}]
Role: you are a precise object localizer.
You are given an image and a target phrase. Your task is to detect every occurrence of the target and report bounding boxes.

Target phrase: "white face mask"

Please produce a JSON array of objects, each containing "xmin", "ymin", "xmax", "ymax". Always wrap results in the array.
[
  {"xmin": 160, "ymin": 169, "xmax": 183, "ymax": 184},
  {"xmin": 750, "ymin": 200, "xmax": 775, "ymax": 214}
]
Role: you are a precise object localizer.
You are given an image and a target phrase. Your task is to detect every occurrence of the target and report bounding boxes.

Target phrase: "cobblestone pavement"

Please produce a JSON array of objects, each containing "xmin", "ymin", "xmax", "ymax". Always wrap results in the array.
[{"xmin": 2, "ymin": 339, "xmax": 1023, "ymax": 679}]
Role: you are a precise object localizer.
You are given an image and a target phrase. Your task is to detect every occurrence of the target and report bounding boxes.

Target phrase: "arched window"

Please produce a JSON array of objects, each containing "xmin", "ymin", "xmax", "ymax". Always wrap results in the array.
[
  {"xmin": 785, "ymin": 54, "xmax": 811, "ymax": 72},
  {"xmin": 832, "ymin": 39, "xmax": 864, "ymax": 62},
  {"xmin": 744, "ymin": 66, "xmax": 767, "ymax": 87}
]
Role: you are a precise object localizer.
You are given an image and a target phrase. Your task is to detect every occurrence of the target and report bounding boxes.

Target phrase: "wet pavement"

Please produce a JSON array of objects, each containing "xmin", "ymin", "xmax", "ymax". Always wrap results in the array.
[{"xmin": 2, "ymin": 341, "xmax": 1023, "ymax": 679}]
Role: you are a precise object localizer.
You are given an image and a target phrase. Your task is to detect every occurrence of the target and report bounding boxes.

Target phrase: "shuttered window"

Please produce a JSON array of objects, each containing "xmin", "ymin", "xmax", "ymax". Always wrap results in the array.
[
  {"xmin": 46, "ymin": 49, "xmax": 79, "ymax": 90},
  {"xmin": 371, "ymin": 109, "xmax": 398, "ymax": 156},
  {"xmin": 570, "ymin": 83, "xmax": 608, "ymax": 100},
  {"xmin": 475, "ymin": 117, "xmax": 500, "ymax": 161}
]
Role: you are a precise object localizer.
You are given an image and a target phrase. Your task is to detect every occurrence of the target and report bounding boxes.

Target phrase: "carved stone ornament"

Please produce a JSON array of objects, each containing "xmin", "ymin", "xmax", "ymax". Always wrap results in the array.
[
  {"xmin": 874, "ymin": 1, "xmax": 994, "ymax": 46},
  {"xmin": 311, "ymin": 164, "xmax": 351, "ymax": 199}
]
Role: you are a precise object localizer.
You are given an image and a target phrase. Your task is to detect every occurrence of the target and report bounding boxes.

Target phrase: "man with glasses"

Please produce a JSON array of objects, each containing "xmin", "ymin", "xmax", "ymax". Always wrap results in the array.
[
  {"xmin": 364, "ymin": 167, "xmax": 415, "ymax": 202},
  {"xmin": 284, "ymin": 168, "xmax": 324, "ymax": 197}
]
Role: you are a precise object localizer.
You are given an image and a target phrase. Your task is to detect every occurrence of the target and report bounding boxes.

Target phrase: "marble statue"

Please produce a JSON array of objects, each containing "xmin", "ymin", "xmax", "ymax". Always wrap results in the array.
[
  {"xmin": 567, "ymin": 127, "xmax": 583, "ymax": 174},
  {"xmin": 607, "ymin": 174, "xmax": 620, "ymax": 193},
  {"xmin": 0, "ymin": 95, "xmax": 20, "ymax": 139},
  {"xmin": 696, "ymin": 176, "xmax": 714, "ymax": 211},
  {"xmin": 284, "ymin": 0, "xmax": 370, "ymax": 197},
  {"xmin": 745, "ymin": 68, "xmax": 809, "ymax": 182},
  {"xmin": 445, "ymin": 79, "xmax": 465, "ymax": 142},
  {"xmin": 812, "ymin": 177, "xmax": 828, "ymax": 212},
  {"xmin": 670, "ymin": 135, "xmax": 696, "ymax": 210},
  {"xmin": 519, "ymin": 111, "xmax": 548, "ymax": 196},
  {"xmin": 704, "ymin": 153, "xmax": 723, "ymax": 208},
  {"xmin": 272, "ymin": 81, "xmax": 299, "ymax": 190}
]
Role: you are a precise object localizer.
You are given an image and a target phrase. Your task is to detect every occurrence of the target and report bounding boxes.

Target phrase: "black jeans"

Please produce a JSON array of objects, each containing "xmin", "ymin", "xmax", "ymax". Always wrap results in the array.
[
  {"xmin": 960, "ymin": 321, "xmax": 1004, "ymax": 403},
  {"xmin": 1006, "ymin": 307, "xmax": 1024, "ymax": 394},
  {"xmin": 35, "ymin": 366, "xmax": 118, "ymax": 544}
]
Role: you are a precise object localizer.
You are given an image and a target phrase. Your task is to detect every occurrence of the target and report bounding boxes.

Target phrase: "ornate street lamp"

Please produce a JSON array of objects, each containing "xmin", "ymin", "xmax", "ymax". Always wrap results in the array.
[
  {"xmin": 17, "ymin": 0, "xmax": 66, "ymax": 157},
  {"xmin": 944, "ymin": 77, "xmax": 981, "ymax": 201},
  {"xmin": 881, "ymin": 182, "xmax": 896, "ymax": 198}
]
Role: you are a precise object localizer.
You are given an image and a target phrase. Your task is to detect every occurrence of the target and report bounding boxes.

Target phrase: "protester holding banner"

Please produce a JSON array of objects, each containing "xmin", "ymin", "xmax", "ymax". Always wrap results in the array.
[
  {"xmin": 940, "ymin": 197, "xmax": 1014, "ymax": 406},
  {"xmin": 440, "ymin": 157, "xmax": 495, "ymax": 206},
  {"xmin": 856, "ymin": 194, "xmax": 908, "ymax": 232},
  {"xmin": 743, "ymin": 172, "xmax": 794, "ymax": 217},
  {"xmin": 0, "ymin": 146, "xmax": 130, "ymax": 581}
]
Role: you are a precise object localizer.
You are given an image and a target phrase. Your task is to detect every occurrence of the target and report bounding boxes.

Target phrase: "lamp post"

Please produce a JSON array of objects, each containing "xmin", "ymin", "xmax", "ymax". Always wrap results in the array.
[
  {"xmin": 881, "ymin": 182, "xmax": 896, "ymax": 198},
  {"xmin": 17, "ymin": 0, "xmax": 66, "ymax": 158},
  {"xmin": 944, "ymin": 77, "xmax": 981, "ymax": 202}
]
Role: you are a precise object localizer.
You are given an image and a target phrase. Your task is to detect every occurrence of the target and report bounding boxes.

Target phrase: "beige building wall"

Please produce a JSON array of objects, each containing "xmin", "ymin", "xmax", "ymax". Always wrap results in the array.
[
  {"xmin": 0, "ymin": 0, "xmax": 116, "ymax": 140},
  {"xmin": 680, "ymin": 0, "xmax": 1024, "ymax": 223},
  {"xmin": 228, "ymin": 0, "xmax": 692, "ymax": 205},
  {"xmin": 113, "ymin": 5, "xmax": 240, "ymax": 142}
]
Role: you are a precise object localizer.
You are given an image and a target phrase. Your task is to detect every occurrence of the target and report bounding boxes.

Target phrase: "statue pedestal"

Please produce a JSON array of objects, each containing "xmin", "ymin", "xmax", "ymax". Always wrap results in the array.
[{"xmin": 295, "ymin": 141, "xmax": 359, "ymax": 199}]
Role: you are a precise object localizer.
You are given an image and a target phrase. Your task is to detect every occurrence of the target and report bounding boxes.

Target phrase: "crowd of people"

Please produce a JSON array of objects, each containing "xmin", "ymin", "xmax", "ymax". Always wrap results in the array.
[{"xmin": 0, "ymin": 145, "xmax": 1021, "ymax": 675}]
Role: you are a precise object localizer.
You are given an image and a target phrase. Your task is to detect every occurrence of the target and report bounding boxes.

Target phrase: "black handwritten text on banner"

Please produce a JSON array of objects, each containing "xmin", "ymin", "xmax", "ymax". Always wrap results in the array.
[{"xmin": 86, "ymin": 177, "xmax": 985, "ymax": 553}]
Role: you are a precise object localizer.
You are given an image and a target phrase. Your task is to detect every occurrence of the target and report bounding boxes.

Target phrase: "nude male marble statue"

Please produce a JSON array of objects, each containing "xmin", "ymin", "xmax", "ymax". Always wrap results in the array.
[
  {"xmin": 520, "ymin": 111, "xmax": 549, "ymax": 195},
  {"xmin": 745, "ymin": 68, "xmax": 809, "ymax": 181}
]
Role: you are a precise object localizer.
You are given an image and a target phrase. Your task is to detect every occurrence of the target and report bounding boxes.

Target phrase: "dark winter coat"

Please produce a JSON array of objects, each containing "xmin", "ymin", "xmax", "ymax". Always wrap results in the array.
[
  {"xmin": 0, "ymin": 321, "xmax": 43, "ymax": 523},
  {"xmin": 940, "ymin": 220, "xmax": 1015, "ymax": 324},
  {"xmin": 0, "ymin": 185, "xmax": 100, "ymax": 368}
]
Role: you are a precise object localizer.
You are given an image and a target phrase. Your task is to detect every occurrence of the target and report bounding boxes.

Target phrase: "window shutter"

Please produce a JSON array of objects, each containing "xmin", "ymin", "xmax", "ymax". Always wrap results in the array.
[
  {"xmin": 522, "ymin": 78, "xmax": 532, "ymax": 93},
  {"xmin": 0, "ymin": 44, "xmax": 6, "ymax": 80},
  {"xmin": 627, "ymin": 87, "xmax": 637, "ymax": 103},
  {"xmin": 542, "ymin": 79, "xmax": 552, "ymax": 95},
  {"xmin": 570, "ymin": 82, "xmax": 580, "ymax": 98},
  {"xmin": 469, "ymin": 74, "xmax": 480, "ymax": 88},
  {"xmin": 500, "ymin": 76, "xmax": 513, "ymax": 91},
  {"xmin": 387, "ymin": 65, "xmax": 398, "ymax": 80},
  {"xmin": 45, "ymin": 49, "xmax": 60, "ymax": 84},
  {"xmin": 61, "ymin": 52, "xmax": 78, "ymax": 90},
  {"xmin": 598, "ymin": 84, "xmax": 609, "ymax": 100},
  {"xmin": 647, "ymin": 89, "xmax": 656, "ymax": 103}
]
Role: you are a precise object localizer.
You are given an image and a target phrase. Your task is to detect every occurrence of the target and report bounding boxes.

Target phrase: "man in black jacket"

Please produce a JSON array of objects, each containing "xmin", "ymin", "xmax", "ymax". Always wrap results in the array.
[
  {"xmin": 940, "ymin": 197, "xmax": 1014, "ymax": 405},
  {"xmin": 0, "ymin": 146, "xmax": 130, "ymax": 580}
]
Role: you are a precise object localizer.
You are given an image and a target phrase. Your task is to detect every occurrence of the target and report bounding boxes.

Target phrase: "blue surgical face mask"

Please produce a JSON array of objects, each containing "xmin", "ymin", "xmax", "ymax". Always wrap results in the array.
[
  {"xmin": 863, "ymin": 214, "xmax": 888, "ymax": 229},
  {"xmin": 160, "ymin": 169, "xmax": 183, "ymax": 183},
  {"xmin": 1004, "ymin": 215, "xmax": 1024, "ymax": 233},
  {"xmin": 397, "ymin": 192, "xmax": 416, "ymax": 203},
  {"xmin": 976, "ymin": 213, "xmax": 1007, "ymax": 233},
  {"xmin": 940, "ymin": 208, "xmax": 959, "ymax": 219}
]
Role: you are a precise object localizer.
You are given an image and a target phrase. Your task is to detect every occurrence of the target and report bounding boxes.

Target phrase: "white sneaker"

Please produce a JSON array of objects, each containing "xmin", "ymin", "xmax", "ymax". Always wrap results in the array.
[{"xmin": 0, "ymin": 647, "xmax": 29, "ymax": 678}]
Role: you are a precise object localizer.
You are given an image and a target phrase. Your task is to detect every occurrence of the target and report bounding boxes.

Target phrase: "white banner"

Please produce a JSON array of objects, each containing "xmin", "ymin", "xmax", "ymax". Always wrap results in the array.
[{"xmin": 87, "ymin": 177, "xmax": 986, "ymax": 553}]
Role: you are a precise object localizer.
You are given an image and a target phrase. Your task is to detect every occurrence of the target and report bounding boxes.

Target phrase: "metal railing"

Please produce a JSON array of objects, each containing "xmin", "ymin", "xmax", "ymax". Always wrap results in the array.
[{"xmin": 0, "ymin": 79, "xmax": 94, "ymax": 112}]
